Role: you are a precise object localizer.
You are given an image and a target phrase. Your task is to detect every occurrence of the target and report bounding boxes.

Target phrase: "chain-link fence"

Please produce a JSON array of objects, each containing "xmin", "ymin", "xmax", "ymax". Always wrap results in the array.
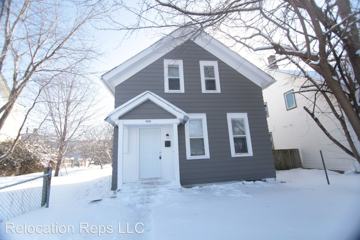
[{"xmin": 0, "ymin": 168, "xmax": 52, "ymax": 221}]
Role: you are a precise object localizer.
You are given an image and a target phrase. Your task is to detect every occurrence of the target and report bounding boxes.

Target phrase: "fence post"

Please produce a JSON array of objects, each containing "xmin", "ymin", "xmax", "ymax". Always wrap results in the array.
[
  {"xmin": 320, "ymin": 150, "xmax": 330, "ymax": 185},
  {"xmin": 41, "ymin": 167, "xmax": 52, "ymax": 208}
]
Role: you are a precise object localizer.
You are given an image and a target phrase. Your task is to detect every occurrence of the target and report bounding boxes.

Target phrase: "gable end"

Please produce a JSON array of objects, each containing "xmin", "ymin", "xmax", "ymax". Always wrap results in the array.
[{"xmin": 102, "ymin": 28, "xmax": 274, "ymax": 93}]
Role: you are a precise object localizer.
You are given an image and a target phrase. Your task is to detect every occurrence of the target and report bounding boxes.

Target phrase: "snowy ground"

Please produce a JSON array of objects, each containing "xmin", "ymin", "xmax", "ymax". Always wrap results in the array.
[{"xmin": 1, "ymin": 166, "xmax": 360, "ymax": 240}]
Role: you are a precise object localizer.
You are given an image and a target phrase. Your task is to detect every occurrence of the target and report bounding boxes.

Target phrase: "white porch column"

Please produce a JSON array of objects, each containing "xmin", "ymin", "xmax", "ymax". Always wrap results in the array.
[
  {"xmin": 117, "ymin": 121, "xmax": 124, "ymax": 189},
  {"xmin": 172, "ymin": 123, "xmax": 181, "ymax": 186}
]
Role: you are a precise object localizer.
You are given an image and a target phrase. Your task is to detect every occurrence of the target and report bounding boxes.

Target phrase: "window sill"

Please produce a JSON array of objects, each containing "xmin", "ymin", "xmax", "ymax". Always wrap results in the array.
[
  {"xmin": 285, "ymin": 106, "xmax": 297, "ymax": 111},
  {"xmin": 231, "ymin": 153, "xmax": 253, "ymax": 158},
  {"xmin": 165, "ymin": 90, "xmax": 185, "ymax": 93},
  {"xmin": 201, "ymin": 91, "xmax": 221, "ymax": 93},
  {"xmin": 186, "ymin": 155, "xmax": 210, "ymax": 160}
]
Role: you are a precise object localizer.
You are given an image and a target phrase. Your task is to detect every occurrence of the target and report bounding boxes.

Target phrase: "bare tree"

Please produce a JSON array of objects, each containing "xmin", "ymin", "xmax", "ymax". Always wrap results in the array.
[
  {"xmin": 0, "ymin": 0, "xmax": 104, "ymax": 159},
  {"xmin": 0, "ymin": 79, "xmax": 49, "ymax": 160},
  {"xmin": 110, "ymin": 0, "xmax": 360, "ymax": 163},
  {"xmin": 41, "ymin": 74, "xmax": 94, "ymax": 176},
  {"xmin": 76, "ymin": 124, "xmax": 112, "ymax": 169}
]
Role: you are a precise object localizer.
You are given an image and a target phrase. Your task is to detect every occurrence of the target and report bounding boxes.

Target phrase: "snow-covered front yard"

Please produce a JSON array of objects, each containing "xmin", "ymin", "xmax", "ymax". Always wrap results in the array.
[{"xmin": 1, "ymin": 166, "xmax": 360, "ymax": 240}]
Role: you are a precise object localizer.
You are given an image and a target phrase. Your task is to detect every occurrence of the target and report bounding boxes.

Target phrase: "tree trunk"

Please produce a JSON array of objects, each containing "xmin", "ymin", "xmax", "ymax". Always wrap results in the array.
[
  {"xmin": 54, "ymin": 143, "xmax": 65, "ymax": 176},
  {"xmin": 321, "ymin": 65, "xmax": 360, "ymax": 142},
  {"xmin": 335, "ymin": 0, "xmax": 360, "ymax": 86},
  {"xmin": 0, "ymin": 96, "xmax": 16, "ymax": 131},
  {"xmin": 100, "ymin": 159, "xmax": 103, "ymax": 169},
  {"xmin": 303, "ymin": 1, "xmax": 360, "ymax": 143}
]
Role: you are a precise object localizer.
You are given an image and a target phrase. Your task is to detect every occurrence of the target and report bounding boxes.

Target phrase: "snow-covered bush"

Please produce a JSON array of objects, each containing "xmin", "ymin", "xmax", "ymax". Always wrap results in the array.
[{"xmin": 0, "ymin": 141, "xmax": 44, "ymax": 176}]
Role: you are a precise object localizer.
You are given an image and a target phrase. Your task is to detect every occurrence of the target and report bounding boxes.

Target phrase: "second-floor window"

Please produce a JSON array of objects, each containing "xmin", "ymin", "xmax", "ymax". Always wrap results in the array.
[
  {"xmin": 164, "ymin": 59, "xmax": 184, "ymax": 93},
  {"xmin": 284, "ymin": 90, "xmax": 297, "ymax": 110},
  {"xmin": 199, "ymin": 61, "xmax": 221, "ymax": 93}
]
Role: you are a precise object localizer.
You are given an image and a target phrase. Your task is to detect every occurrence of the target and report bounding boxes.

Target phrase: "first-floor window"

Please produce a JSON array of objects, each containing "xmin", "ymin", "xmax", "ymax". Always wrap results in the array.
[
  {"xmin": 185, "ymin": 113, "xmax": 210, "ymax": 159},
  {"xmin": 227, "ymin": 113, "xmax": 253, "ymax": 157}
]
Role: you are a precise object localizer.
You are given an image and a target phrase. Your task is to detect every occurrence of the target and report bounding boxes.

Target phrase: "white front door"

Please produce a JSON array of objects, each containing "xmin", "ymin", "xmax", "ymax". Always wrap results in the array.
[{"xmin": 139, "ymin": 128, "xmax": 162, "ymax": 179}]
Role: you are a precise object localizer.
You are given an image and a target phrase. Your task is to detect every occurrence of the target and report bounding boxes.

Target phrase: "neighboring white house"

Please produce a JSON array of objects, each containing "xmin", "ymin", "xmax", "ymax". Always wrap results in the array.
[
  {"xmin": 0, "ymin": 75, "xmax": 25, "ymax": 140},
  {"xmin": 263, "ymin": 69, "xmax": 359, "ymax": 172}
]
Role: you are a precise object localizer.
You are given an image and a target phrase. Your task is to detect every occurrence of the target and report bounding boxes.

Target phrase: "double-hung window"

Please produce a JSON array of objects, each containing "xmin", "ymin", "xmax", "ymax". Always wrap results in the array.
[
  {"xmin": 227, "ymin": 113, "xmax": 253, "ymax": 157},
  {"xmin": 185, "ymin": 113, "xmax": 210, "ymax": 159},
  {"xmin": 199, "ymin": 61, "xmax": 221, "ymax": 93},
  {"xmin": 164, "ymin": 59, "xmax": 184, "ymax": 93},
  {"xmin": 284, "ymin": 90, "xmax": 297, "ymax": 110}
]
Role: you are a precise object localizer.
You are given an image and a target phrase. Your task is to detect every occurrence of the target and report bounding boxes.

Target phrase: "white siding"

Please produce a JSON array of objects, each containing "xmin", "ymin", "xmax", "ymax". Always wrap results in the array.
[{"xmin": 263, "ymin": 71, "xmax": 358, "ymax": 171}]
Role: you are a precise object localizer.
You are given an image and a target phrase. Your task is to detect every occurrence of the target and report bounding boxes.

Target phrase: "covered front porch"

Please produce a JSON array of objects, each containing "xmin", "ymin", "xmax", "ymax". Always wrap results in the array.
[{"xmin": 105, "ymin": 91, "xmax": 188, "ymax": 189}]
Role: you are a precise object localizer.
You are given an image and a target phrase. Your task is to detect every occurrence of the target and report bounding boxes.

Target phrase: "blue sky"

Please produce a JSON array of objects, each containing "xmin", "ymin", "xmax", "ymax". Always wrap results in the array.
[{"xmin": 86, "ymin": 23, "xmax": 172, "ymax": 123}]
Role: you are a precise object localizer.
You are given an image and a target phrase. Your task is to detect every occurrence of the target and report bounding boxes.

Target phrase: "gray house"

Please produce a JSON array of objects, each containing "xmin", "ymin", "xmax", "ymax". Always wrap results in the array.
[{"xmin": 102, "ymin": 27, "xmax": 276, "ymax": 190}]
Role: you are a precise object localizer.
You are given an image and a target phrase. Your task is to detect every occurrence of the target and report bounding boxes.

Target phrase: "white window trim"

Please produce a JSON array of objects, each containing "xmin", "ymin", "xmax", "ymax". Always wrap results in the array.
[
  {"xmin": 164, "ymin": 59, "xmax": 184, "ymax": 93},
  {"xmin": 199, "ymin": 60, "xmax": 221, "ymax": 93},
  {"xmin": 185, "ymin": 113, "xmax": 210, "ymax": 160},
  {"xmin": 284, "ymin": 89, "xmax": 297, "ymax": 110},
  {"xmin": 227, "ymin": 113, "xmax": 253, "ymax": 157}
]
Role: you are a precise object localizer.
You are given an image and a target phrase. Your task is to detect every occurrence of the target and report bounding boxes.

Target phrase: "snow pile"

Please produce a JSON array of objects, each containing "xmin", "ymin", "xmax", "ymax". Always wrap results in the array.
[{"xmin": 1, "ymin": 167, "xmax": 360, "ymax": 240}]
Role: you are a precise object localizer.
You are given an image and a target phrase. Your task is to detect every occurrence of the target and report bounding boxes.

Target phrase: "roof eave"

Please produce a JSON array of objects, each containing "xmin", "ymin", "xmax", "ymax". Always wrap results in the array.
[
  {"xmin": 101, "ymin": 27, "xmax": 275, "ymax": 92},
  {"xmin": 101, "ymin": 75, "xmax": 115, "ymax": 95}
]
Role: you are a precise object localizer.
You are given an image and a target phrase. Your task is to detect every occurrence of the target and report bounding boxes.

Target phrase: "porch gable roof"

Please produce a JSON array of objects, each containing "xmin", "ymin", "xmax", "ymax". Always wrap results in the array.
[{"xmin": 105, "ymin": 91, "xmax": 188, "ymax": 125}]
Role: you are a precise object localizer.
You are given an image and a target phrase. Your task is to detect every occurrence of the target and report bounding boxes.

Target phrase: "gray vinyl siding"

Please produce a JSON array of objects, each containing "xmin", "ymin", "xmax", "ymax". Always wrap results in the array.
[
  {"xmin": 112, "ymin": 40, "xmax": 275, "ymax": 187},
  {"xmin": 120, "ymin": 100, "xmax": 176, "ymax": 119}
]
